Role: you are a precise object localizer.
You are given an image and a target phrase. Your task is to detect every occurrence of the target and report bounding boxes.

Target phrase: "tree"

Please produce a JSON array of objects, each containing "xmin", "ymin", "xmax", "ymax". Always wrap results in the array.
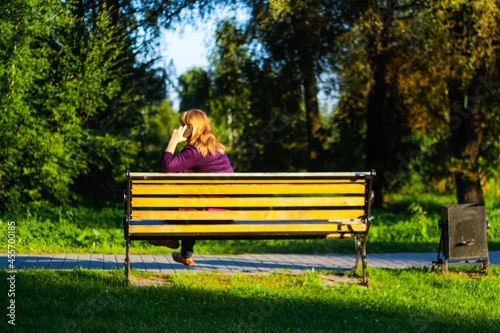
[
  {"xmin": 246, "ymin": 0, "xmax": 354, "ymax": 171},
  {"xmin": 333, "ymin": 1, "xmax": 427, "ymax": 204},
  {"xmin": 68, "ymin": 0, "xmax": 168, "ymax": 204},
  {"xmin": 0, "ymin": 0, "xmax": 166, "ymax": 210},
  {"xmin": 209, "ymin": 19, "xmax": 253, "ymax": 152},
  {"xmin": 136, "ymin": 99, "xmax": 178, "ymax": 172},
  {"xmin": 415, "ymin": 0, "xmax": 500, "ymax": 204},
  {"xmin": 0, "ymin": 0, "xmax": 101, "ymax": 209},
  {"xmin": 178, "ymin": 67, "xmax": 211, "ymax": 112},
  {"xmin": 208, "ymin": 19, "xmax": 307, "ymax": 171},
  {"xmin": 334, "ymin": 0, "xmax": 500, "ymax": 205}
]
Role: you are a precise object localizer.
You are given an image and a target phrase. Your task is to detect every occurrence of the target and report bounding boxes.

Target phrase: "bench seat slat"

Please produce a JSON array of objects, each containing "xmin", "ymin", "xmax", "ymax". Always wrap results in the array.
[
  {"xmin": 132, "ymin": 184, "xmax": 366, "ymax": 195},
  {"xmin": 133, "ymin": 179, "xmax": 366, "ymax": 184},
  {"xmin": 129, "ymin": 222, "xmax": 367, "ymax": 236},
  {"xmin": 132, "ymin": 209, "xmax": 365, "ymax": 221},
  {"xmin": 132, "ymin": 196, "xmax": 365, "ymax": 208},
  {"xmin": 130, "ymin": 172, "xmax": 374, "ymax": 179}
]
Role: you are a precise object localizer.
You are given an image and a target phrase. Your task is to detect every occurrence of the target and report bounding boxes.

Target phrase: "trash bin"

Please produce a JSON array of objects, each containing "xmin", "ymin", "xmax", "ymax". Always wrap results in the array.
[{"xmin": 432, "ymin": 204, "xmax": 490, "ymax": 274}]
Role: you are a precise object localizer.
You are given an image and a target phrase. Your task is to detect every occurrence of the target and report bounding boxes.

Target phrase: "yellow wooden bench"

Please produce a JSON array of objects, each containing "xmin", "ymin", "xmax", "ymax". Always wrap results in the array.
[{"xmin": 123, "ymin": 170, "xmax": 375, "ymax": 284}]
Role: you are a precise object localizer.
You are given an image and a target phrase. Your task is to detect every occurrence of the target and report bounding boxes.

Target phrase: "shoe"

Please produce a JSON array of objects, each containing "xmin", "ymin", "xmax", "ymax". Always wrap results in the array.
[
  {"xmin": 172, "ymin": 252, "xmax": 195, "ymax": 266},
  {"xmin": 148, "ymin": 240, "xmax": 179, "ymax": 249}
]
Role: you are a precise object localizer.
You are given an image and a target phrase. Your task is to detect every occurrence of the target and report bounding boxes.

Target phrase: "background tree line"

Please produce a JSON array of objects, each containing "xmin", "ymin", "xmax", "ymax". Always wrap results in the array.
[{"xmin": 1, "ymin": 0, "xmax": 499, "ymax": 212}]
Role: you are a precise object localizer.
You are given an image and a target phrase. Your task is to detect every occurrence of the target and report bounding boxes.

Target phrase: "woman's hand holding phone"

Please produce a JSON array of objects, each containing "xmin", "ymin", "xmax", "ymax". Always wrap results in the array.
[
  {"xmin": 166, "ymin": 125, "xmax": 188, "ymax": 153},
  {"xmin": 171, "ymin": 125, "xmax": 189, "ymax": 143}
]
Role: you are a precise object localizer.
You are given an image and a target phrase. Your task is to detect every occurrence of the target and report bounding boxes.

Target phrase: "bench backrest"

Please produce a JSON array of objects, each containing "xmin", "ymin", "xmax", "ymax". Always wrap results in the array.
[{"xmin": 125, "ymin": 171, "xmax": 374, "ymax": 230}]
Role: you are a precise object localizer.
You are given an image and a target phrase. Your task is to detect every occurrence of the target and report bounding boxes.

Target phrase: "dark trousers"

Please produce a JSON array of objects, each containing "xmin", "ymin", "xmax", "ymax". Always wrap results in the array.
[{"xmin": 181, "ymin": 239, "xmax": 196, "ymax": 258}]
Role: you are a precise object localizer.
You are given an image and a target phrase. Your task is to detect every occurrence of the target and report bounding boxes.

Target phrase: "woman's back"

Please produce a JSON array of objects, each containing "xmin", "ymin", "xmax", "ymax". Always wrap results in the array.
[{"xmin": 160, "ymin": 144, "xmax": 233, "ymax": 173}]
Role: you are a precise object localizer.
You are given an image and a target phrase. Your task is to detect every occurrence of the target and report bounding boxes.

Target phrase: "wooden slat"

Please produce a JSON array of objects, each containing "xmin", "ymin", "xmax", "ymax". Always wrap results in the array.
[
  {"xmin": 133, "ymin": 179, "xmax": 366, "ymax": 184},
  {"xmin": 132, "ymin": 184, "xmax": 366, "ymax": 195},
  {"xmin": 132, "ymin": 196, "xmax": 365, "ymax": 208},
  {"xmin": 130, "ymin": 171, "xmax": 373, "ymax": 179},
  {"xmin": 129, "ymin": 223, "xmax": 367, "ymax": 235},
  {"xmin": 132, "ymin": 210, "xmax": 365, "ymax": 221}
]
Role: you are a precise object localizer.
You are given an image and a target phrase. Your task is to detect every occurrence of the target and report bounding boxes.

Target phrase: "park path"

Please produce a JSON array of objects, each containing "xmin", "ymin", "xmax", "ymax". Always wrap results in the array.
[{"xmin": 1, "ymin": 251, "xmax": 499, "ymax": 274}]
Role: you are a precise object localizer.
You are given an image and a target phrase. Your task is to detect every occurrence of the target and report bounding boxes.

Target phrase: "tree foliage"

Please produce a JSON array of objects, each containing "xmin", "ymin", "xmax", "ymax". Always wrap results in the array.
[
  {"xmin": 415, "ymin": 0, "xmax": 500, "ymax": 204},
  {"xmin": 0, "ymin": 0, "xmax": 165, "ymax": 210},
  {"xmin": 178, "ymin": 67, "xmax": 211, "ymax": 113},
  {"xmin": 244, "ymin": 0, "xmax": 356, "ymax": 171},
  {"xmin": 208, "ymin": 19, "xmax": 309, "ymax": 171},
  {"xmin": 333, "ymin": 0, "xmax": 500, "ymax": 204}
]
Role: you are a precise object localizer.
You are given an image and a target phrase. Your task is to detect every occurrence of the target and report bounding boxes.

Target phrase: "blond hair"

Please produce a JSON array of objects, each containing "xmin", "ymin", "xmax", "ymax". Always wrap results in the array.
[{"xmin": 180, "ymin": 109, "xmax": 225, "ymax": 157}]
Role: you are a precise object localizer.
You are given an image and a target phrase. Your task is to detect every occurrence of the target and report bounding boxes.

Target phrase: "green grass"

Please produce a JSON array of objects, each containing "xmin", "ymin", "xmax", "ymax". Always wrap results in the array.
[
  {"xmin": 1, "ymin": 266, "xmax": 499, "ymax": 332},
  {"xmin": 0, "ymin": 190, "xmax": 499, "ymax": 255}
]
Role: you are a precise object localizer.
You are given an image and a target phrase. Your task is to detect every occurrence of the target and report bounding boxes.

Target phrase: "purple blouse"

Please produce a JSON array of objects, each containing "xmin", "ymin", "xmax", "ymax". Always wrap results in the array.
[{"xmin": 159, "ymin": 144, "xmax": 233, "ymax": 174}]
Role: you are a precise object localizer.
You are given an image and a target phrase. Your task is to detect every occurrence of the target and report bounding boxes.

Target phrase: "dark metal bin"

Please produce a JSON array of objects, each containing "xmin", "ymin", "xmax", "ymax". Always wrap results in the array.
[{"xmin": 432, "ymin": 204, "xmax": 489, "ymax": 274}]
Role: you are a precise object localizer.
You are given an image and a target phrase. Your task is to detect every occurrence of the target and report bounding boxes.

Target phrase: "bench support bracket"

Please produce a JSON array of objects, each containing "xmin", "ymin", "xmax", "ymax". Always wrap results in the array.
[
  {"xmin": 124, "ymin": 238, "xmax": 130, "ymax": 286},
  {"xmin": 354, "ymin": 235, "xmax": 369, "ymax": 286}
]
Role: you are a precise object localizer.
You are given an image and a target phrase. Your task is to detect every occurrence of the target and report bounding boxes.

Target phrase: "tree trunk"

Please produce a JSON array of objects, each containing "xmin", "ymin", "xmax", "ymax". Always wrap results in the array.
[
  {"xmin": 447, "ymin": 75, "xmax": 485, "ymax": 205},
  {"xmin": 364, "ymin": 5, "xmax": 395, "ymax": 207},
  {"xmin": 298, "ymin": 52, "xmax": 323, "ymax": 171},
  {"xmin": 365, "ymin": 54, "xmax": 387, "ymax": 206}
]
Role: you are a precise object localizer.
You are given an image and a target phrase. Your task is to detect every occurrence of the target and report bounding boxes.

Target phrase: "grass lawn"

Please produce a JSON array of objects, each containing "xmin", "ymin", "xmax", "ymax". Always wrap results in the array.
[
  {"xmin": 0, "ymin": 191, "xmax": 499, "ymax": 255},
  {"xmin": 0, "ymin": 266, "xmax": 498, "ymax": 332}
]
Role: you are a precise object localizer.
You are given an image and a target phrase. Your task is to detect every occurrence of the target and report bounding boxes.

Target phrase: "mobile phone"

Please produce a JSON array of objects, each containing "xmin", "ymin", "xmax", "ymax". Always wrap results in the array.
[{"xmin": 183, "ymin": 125, "xmax": 192, "ymax": 138}]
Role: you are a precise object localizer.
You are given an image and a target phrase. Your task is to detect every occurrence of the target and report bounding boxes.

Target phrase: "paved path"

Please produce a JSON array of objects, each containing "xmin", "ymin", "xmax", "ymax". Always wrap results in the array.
[{"xmin": 1, "ymin": 252, "xmax": 498, "ymax": 274}]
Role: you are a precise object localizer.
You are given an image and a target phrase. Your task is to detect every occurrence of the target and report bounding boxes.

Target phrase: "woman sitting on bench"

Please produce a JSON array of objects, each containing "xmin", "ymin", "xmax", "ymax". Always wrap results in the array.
[{"xmin": 149, "ymin": 109, "xmax": 234, "ymax": 266}]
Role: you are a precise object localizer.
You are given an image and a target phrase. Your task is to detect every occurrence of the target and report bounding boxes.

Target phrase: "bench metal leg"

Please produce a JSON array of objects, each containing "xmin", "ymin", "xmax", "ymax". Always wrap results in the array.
[
  {"xmin": 354, "ymin": 236, "xmax": 361, "ymax": 271},
  {"xmin": 361, "ymin": 237, "xmax": 368, "ymax": 285},
  {"xmin": 482, "ymin": 257, "xmax": 490, "ymax": 275},
  {"xmin": 354, "ymin": 235, "xmax": 369, "ymax": 286},
  {"xmin": 124, "ymin": 238, "xmax": 131, "ymax": 286}
]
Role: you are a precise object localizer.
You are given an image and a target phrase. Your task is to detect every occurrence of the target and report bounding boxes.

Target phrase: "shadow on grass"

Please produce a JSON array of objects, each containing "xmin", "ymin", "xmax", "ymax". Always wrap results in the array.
[{"xmin": 1, "ymin": 268, "xmax": 498, "ymax": 332}]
